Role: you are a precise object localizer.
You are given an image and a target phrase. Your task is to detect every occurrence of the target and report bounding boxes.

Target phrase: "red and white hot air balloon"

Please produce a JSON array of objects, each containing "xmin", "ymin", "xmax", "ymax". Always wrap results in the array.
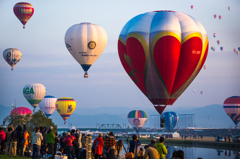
[{"xmin": 118, "ymin": 11, "xmax": 209, "ymax": 114}]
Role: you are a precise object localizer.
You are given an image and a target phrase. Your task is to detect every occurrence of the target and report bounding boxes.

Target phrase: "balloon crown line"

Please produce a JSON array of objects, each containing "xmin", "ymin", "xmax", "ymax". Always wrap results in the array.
[{"xmin": 153, "ymin": 10, "xmax": 174, "ymax": 12}]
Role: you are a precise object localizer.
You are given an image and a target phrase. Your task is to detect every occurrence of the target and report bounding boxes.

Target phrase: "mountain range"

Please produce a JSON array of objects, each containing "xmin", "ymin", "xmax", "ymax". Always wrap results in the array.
[{"xmin": 0, "ymin": 104, "xmax": 237, "ymax": 129}]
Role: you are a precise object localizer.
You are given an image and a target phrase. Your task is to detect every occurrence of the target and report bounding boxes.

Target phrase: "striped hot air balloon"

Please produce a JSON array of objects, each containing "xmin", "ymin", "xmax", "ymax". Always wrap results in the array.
[
  {"xmin": 55, "ymin": 97, "xmax": 76, "ymax": 124},
  {"xmin": 39, "ymin": 95, "xmax": 57, "ymax": 118},
  {"xmin": 161, "ymin": 112, "xmax": 179, "ymax": 131},
  {"xmin": 223, "ymin": 96, "xmax": 240, "ymax": 127},
  {"xmin": 127, "ymin": 110, "xmax": 148, "ymax": 133},
  {"xmin": 13, "ymin": 2, "xmax": 34, "ymax": 29}
]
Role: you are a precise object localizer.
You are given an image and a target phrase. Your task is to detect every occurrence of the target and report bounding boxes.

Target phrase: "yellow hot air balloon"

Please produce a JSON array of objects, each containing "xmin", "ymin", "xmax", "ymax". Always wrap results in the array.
[{"xmin": 55, "ymin": 97, "xmax": 76, "ymax": 124}]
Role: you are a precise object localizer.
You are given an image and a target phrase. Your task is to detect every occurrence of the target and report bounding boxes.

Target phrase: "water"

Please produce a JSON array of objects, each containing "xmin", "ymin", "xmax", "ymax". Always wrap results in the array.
[{"xmin": 119, "ymin": 142, "xmax": 240, "ymax": 159}]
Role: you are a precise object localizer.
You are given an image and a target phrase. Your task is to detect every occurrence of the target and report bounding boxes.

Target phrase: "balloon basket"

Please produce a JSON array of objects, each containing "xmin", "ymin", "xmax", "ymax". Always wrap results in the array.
[
  {"xmin": 64, "ymin": 122, "xmax": 66, "ymax": 125},
  {"xmin": 23, "ymin": 26, "xmax": 25, "ymax": 29},
  {"xmin": 11, "ymin": 68, "xmax": 13, "ymax": 71},
  {"xmin": 84, "ymin": 72, "xmax": 88, "ymax": 78},
  {"xmin": 33, "ymin": 109, "xmax": 36, "ymax": 113}
]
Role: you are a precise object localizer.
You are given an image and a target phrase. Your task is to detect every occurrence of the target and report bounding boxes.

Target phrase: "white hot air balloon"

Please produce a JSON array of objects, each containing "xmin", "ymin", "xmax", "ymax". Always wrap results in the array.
[
  {"xmin": 23, "ymin": 83, "xmax": 46, "ymax": 112},
  {"xmin": 65, "ymin": 22, "xmax": 108, "ymax": 78},
  {"xmin": 39, "ymin": 95, "xmax": 57, "ymax": 117},
  {"xmin": 3, "ymin": 48, "xmax": 22, "ymax": 71}
]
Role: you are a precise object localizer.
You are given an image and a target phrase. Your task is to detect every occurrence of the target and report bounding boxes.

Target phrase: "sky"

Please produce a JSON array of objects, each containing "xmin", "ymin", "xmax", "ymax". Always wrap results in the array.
[{"xmin": 0, "ymin": 0, "xmax": 240, "ymax": 116}]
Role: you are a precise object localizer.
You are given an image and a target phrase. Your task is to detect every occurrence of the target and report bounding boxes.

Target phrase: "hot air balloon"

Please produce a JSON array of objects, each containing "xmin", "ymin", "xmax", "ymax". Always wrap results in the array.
[
  {"xmin": 238, "ymin": 47, "xmax": 240, "ymax": 51},
  {"xmin": 127, "ymin": 110, "xmax": 148, "ymax": 133},
  {"xmin": 191, "ymin": 5, "xmax": 194, "ymax": 9},
  {"xmin": 39, "ymin": 95, "xmax": 57, "ymax": 118},
  {"xmin": 200, "ymin": 91, "xmax": 203, "ymax": 95},
  {"xmin": 13, "ymin": 2, "xmax": 34, "ymax": 29},
  {"xmin": 217, "ymin": 40, "xmax": 220, "ymax": 45},
  {"xmin": 223, "ymin": 96, "xmax": 240, "ymax": 128},
  {"xmin": 228, "ymin": 6, "xmax": 231, "ymax": 11},
  {"xmin": 3, "ymin": 48, "xmax": 22, "ymax": 71},
  {"xmin": 23, "ymin": 83, "xmax": 46, "ymax": 112},
  {"xmin": 219, "ymin": 15, "xmax": 222, "ymax": 20},
  {"xmin": 204, "ymin": 65, "xmax": 207, "ymax": 69},
  {"xmin": 193, "ymin": 89, "xmax": 196, "ymax": 93},
  {"xmin": 236, "ymin": 51, "xmax": 239, "ymax": 55},
  {"xmin": 211, "ymin": 46, "xmax": 215, "ymax": 51},
  {"xmin": 220, "ymin": 47, "xmax": 223, "ymax": 51},
  {"xmin": 65, "ymin": 22, "xmax": 108, "ymax": 78},
  {"xmin": 55, "ymin": 97, "xmax": 76, "ymax": 124},
  {"xmin": 118, "ymin": 11, "xmax": 209, "ymax": 114},
  {"xmin": 10, "ymin": 107, "xmax": 32, "ymax": 116},
  {"xmin": 161, "ymin": 112, "xmax": 179, "ymax": 131},
  {"xmin": 233, "ymin": 48, "xmax": 237, "ymax": 53},
  {"xmin": 214, "ymin": 14, "xmax": 217, "ymax": 18},
  {"xmin": 213, "ymin": 33, "xmax": 216, "ymax": 38}
]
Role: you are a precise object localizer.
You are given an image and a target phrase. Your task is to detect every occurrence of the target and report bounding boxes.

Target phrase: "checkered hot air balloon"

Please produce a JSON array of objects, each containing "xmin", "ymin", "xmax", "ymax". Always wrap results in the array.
[
  {"xmin": 127, "ymin": 110, "xmax": 148, "ymax": 133},
  {"xmin": 223, "ymin": 96, "xmax": 240, "ymax": 128}
]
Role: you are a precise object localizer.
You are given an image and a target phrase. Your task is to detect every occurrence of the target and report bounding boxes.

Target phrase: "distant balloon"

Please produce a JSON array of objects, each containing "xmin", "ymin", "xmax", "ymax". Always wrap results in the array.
[
  {"xmin": 228, "ymin": 6, "xmax": 231, "ymax": 11},
  {"xmin": 208, "ymin": 116, "xmax": 211, "ymax": 119},
  {"xmin": 3, "ymin": 48, "xmax": 22, "ymax": 71},
  {"xmin": 220, "ymin": 47, "xmax": 223, "ymax": 51},
  {"xmin": 193, "ymin": 89, "xmax": 196, "ymax": 93},
  {"xmin": 233, "ymin": 48, "xmax": 237, "ymax": 53},
  {"xmin": 223, "ymin": 96, "xmax": 240, "ymax": 127},
  {"xmin": 213, "ymin": 33, "xmax": 216, "ymax": 38},
  {"xmin": 127, "ymin": 110, "xmax": 148, "ymax": 133},
  {"xmin": 200, "ymin": 91, "xmax": 203, "ymax": 95},
  {"xmin": 13, "ymin": 2, "xmax": 34, "ymax": 29},
  {"xmin": 39, "ymin": 95, "xmax": 57, "ymax": 118},
  {"xmin": 236, "ymin": 51, "xmax": 239, "ymax": 55},
  {"xmin": 191, "ymin": 5, "xmax": 194, "ymax": 9},
  {"xmin": 211, "ymin": 46, "xmax": 215, "ymax": 51},
  {"xmin": 238, "ymin": 47, "xmax": 240, "ymax": 51},
  {"xmin": 217, "ymin": 40, "xmax": 220, "ymax": 45},
  {"xmin": 161, "ymin": 112, "xmax": 179, "ymax": 131},
  {"xmin": 214, "ymin": 14, "xmax": 217, "ymax": 18},
  {"xmin": 219, "ymin": 15, "xmax": 222, "ymax": 20},
  {"xmin": 23, "ymin": 83, "xmax": 46, "ymax": 111},
  {"xmin": 204, "ymin": 65, "xmax": 207, "ymax": 69},
  {"xmin": 65, "ymin": 22, "xmax": 108, "ymax": 78},
  {"xmin": 10, "ymin": 107, "xmax": 32, "ymax": 116},
  {"xmin": 55, "ymin": 97, "xmax": 76, "ymax": 123},
  {"xmin": 118, "ymin": 10, "xmax": 209, "ymax": 115}
]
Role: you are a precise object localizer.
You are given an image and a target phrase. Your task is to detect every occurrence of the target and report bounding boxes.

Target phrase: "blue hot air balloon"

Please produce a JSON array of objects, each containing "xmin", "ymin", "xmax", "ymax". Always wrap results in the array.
[{"xmin": 161, "ymin": 112, "xmax": 179, "ymax": 131}]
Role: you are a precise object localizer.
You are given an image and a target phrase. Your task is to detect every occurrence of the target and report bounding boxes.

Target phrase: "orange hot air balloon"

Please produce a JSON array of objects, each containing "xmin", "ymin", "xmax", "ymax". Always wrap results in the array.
[
  {"xmin": 13, "ymin": 2, "xmax": 34, "ymax": 29},
  {"xmin": 118, "ymin": 11, "xmax": 208, "ymax": 114}
]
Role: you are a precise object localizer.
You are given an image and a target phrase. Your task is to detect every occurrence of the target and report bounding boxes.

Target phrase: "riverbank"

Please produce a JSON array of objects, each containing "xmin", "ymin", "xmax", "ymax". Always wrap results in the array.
[{"xmin": 135, "ymin": 137, "xmax": 240, "ymax": 151}]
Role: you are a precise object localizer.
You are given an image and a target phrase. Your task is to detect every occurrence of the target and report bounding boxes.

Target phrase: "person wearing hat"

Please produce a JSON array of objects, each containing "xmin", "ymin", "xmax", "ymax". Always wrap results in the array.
[
  {"xmin": 143, "ymin": 145, "xmax": 160, "ymax": 159},
  {"xmin": 93, "ymin": 133, "xmax": 104, "ymax": 159},
  {"xmin": 46, "ymin": 126, "xmax": 55, "ymax": 157},
  {"xmin": 148, "ymin": 139, "xmax": 156, "ymax": 148}
]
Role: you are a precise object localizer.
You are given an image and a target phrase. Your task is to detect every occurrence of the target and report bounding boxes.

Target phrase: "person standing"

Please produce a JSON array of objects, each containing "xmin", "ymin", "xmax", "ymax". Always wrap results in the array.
[
  {"xmin": 10, "ymin": 126, "xmax": 18, "ymax": 156},
  {"xmin": 93, "ymin": 133, "xmax": 104, "ymax": 159},
  {"xmin": 129, "ymin": 134, "xmax": 141, "ymax": 157},
  {"xmin": 32, "ymin": 127, "xmax": 43, "ymax": 159},
  {"xmin": 16, "ymin": 123, "xmax": 26, "ymax": 156},
  {"xmin": 143, "ymin": 145, "xmax": 160, "ymax": 159},
  {"xmin": 0, "ymin": 127, "xmax": 6, "ymax": 153},
  {"xmin": 46, "ymin": 126, "xmax": 56, "ymax": 157},
  {"xmin": 62, "ymin": 132, "xmax": 76, "ymax": 159},
  {"xmin": 156, "ymin": 137, "xmax": 168, "ymax": 159},
  {"xmin": 148, "ymin": 139, "xmax": 156, "ymax": 148},
  {"xmin": 22, "ymin": 129, "xmax": 29, "ymax": 156},
  {"xmin": 104, "ymin": 132, "xmax": 116, "ymax": 159},
  {"xmin": 81, "ymin": 134, "xmax": 86, "ymax": 148},
  {"xmin": 4, "ymin": 124, "xmax": 14, "ymax": 155}
]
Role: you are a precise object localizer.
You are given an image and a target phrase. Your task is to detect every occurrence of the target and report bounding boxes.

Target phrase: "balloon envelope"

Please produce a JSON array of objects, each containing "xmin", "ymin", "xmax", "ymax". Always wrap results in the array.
[
  {"xmin": 39, "ymin": 95, "xmax": 57, "ymax": 117},
  {"xmin": 214, "ymin": 14, "xmax": 217, "ymax": 18},
  {"xmin": 213, "ymin": 33, "xmax": 216, "ymax": 38},
  {"xmin": 219, "ymin": 15, "xmax": 222, "ymax": 19},
  {"xmin": 191, "ymin": 5, "xmax": 194, "ymax": 9},
  {"xmin": 161, "ymin": 112, "xmax": 179, "ymax": 131},
  {"xmin": 220, "ymin": 47, "xmax": 223, "ymax": 51},
  {"xmin": 228, "ymin": 6, "xmax": 231, "ymax": 11},
  {"xmin": 238, "ymin": 47, "xmax": 240, "ymax": 51},
  {"xmin": 217, "ymin": 40, "xmax": 220, "ymax": 45},
  {"xmin": 55, "ymin": 97, "xmax": 76, "ymax": 122},
  {"xmin": 13, "ymin": 2, "xmax": 34, "ymax": 28},
  {"xmin": 223, "ymin": 96, "xmax": 240, "ymax": 126},
  {"xmin": 118, "ymin": 11, "xmax": 209, "ymax": 114},
  {"xmin": 65, "ymin": 22, "xmax": 107, "ymax": 78},
  {"xmin": 127, "ymin": 110, "xmax": 148, "ymax": 132},
  {"xmin": 23, "ymin": 83, "xmax": 46, "ymax": 109},
  {"xmin": 3, "ymin": 48, "xmax": 22, "ymax": 70},
  {"xmin": 10, "ymin": 107, "xmax": 32, "ymax": 116}
]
